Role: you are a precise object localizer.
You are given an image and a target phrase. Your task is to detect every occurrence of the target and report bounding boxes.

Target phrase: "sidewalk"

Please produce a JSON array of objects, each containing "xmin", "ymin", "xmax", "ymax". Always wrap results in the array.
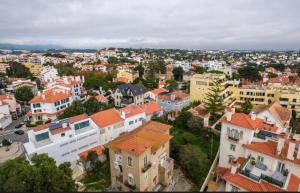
[{"xmin": 0, "ymin": 142, "xmax": 24, "ymax": 163}]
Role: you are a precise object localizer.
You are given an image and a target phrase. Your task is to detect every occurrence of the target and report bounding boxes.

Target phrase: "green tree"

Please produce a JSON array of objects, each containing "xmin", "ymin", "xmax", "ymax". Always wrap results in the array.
[
  {"xmin": 241, "ymin": 99, "xmax": 253, "ymax": 114},
  {"xmin": 174, "ymin": 111, "xmax": 192, "ymax": 129},
  {"xmin": 15, "ymin": 86, "xmax": 34, "ymax": 103},
  {"xmin": 81, "ymin": 151, "xmax": 102, "ymax": 175},
  {"xmin": 6, "ymin": 62, "xmax": 32, "ymax": 78},
  {"xmin": 187, "ymin": 116, "xmax": 204, "ymax": 132},
  {"xmin": 238, "ymin": 65, "xmax": 261, "ymax": 82},
  {"xmin": 290, "ymin": 110, "xmax": 297, "ymax": 132},
  {"xmin": 58, "ymin": 100, "xmax": 85, "ymax": 119},
  {"xmin": 203, "ymin": 80, "xmax": 224, "ymax": 117},
  {"xmin": 134, "ymin": 64, "xmax": 145, "ymax": 78},
  {"xmin": 2, "ymin": 138, "xmax": 11, "ymax": 151},
  {"xmin": 107, "ymin": 57, "xmax": 118, "ymax": 64},
  {"xmin": 172, "ymin": 67, "xmax": 184, "ymax": 81},
  {"xmin": 0, "ymin": 154, "xmax": 77, "ymax": 192},
  {"xmin": 194, "ymin": 66, "xmax": 207, "ymax": 74},
  {"xmin": 83, "ymin": 96, "xmax": 101, "ymax": 115},
  {"xmin": 181, "ymin": 132, "xmax": 197, "ymax": 144},
  {"xmin": 35, "ymin": 78, "xmax": 43, "ymax": 90},
  {"xmin": 178, "ymin": 144, "xmax": 209, "ymax": 185}
]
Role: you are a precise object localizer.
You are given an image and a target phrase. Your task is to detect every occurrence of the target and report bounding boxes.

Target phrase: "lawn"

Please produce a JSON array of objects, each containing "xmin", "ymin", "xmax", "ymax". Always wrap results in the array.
[{"xmin": 80, "ymin": 161, "xmax": 111, "ymax": 192}]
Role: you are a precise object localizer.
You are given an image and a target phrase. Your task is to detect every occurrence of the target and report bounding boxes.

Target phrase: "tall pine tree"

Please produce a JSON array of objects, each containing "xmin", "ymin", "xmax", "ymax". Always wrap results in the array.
[{"xmin": 203, "ymin": 79, "xmax": 224, "ymax": 117}]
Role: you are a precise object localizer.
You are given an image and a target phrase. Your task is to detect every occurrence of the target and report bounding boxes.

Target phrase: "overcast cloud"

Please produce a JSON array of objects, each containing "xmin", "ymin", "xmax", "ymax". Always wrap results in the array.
[{"xmin": 0, "ymin": 0, "xmax": 300, "ymax": 50}]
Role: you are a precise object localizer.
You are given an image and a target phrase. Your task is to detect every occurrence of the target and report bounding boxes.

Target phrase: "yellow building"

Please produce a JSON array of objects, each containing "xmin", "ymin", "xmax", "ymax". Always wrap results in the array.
[
  {"xmin": 116, "ymin": 71, "xmax": 139, "ymax": 83},
  {"xmin": 25, "ymin": 63, "xmax": 42, "ymax": 77},
  {"xmin": 237, "ymin": 84, "xmax": 300, "ymax": 117},
  {"xmin": 189, "ymin": 73, "xmax": 237, "ymax": 106},
  {"xmin": 108, "ymin": 121, "xmax": 174, "ymax": 191},
  {"xmin": 189, "ymin": 73, "xmax": 300, "ymax": 117}
]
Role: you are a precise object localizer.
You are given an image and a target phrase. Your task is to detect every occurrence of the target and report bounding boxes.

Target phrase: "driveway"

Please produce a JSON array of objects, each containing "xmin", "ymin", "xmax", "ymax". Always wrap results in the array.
[{"xmin": 0, "ymin": 142, "xmax": 24, "ymax": 163}]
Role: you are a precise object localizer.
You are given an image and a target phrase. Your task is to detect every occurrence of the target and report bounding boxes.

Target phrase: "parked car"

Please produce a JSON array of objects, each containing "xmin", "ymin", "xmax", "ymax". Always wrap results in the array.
[
  {"xmin": 14, "ymin": 130, "xmax": 24, "ymax": 135},
  {"xmin": 15, "ymin": 124, "xmax": 23, "ymax": 129}
]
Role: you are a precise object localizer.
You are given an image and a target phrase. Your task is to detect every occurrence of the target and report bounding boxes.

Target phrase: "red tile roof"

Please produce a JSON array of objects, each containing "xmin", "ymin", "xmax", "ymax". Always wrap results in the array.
[
  {"xmin": 243, "ymin": 140, "xmax": 300, "ymax": 166},
  {"xmin": 68, "ymin": 114, "xmax": 89, "ymax": 123},
  {"xmin": 220, "ymin": 113, "xmax": 278, "ymax": 132},
  {"xmin": 223, "ymin": 170, "xmax": 283, "ymax": 192},
  {"xmin": 150, "ymin": 88, "xmax": 167, "ymax": 95},
  {"xmin": 119, "ymin": 104, "xmax": 144, "ymax": 118},
  {"xmin": 32, "ymin": 124, "xmax": 50, "ymax": 132},
  {"xmin": 138, "ymin": 102, "xmax": 162, "ymax": 116},
  {"xmin": 79, "ymin": 145, "xmax": 104, "ymax": 159},
  {"xmin": 50, "ymin": 126, "xmax": 71, "ymax": 135},
  {"xmin": 30, "ymin": 89, "xmax": 71, "ymax": 103},
  {"xmin": 108, "ymin": 121, "xmax": 172, "ymax": 156},
  {"xmin": 91, "ymin": 108, "xmax": 123, "ymax": 128}
]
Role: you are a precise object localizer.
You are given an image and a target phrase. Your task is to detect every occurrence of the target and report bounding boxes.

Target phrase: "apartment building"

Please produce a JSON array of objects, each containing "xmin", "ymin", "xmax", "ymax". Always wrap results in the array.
[
  {"xmin": 0, "ymin": 94, "xmax": 21, "ymax": 118},
  {"xmin": 6, "ymin": 79, "xmax": 38, "ymax": 94},
  {"xmin": 24, "ymin": 63, "xmax": 42, "ymax": 77},
  {"xmin": 190, "ymin": 73, "xmax": 231, "ymax": 103},
  {"xmin": 45, "ymin": 76, "xmax": 85, "ymax": 100},
  {"xmin": 115, "ymin": 71, "xmax": 139, "ymax": 83},
  {"xmin": 0, "ymin": 101, "xmax": 12, "ymax": 129},
  {"xmin": 236, "ymin": 84, "xmax": 300, "ymax": 117},
  {"xmin": 40, "ymin": 66, "xmax": 58, "ymax": 83},
  {"xmin": 108, "ymin": 121, "xmax": 174, "ymax": 191},
  {"xmin": 114, "ymin": 84, "xmax": 146, "ymax": 107},
  {"xmin": 23, "ymin": 114, "xmax": 102, "ymax": 165},
  {"xmin": 173, "ymin": 61, "xmax": 190, "ymax": 72},
  {"xmin": 0, "ymin": 63, "xmax": 10, "ymax": 73},
  {"xmin": 213, "ymin": 106, "xmax": 300, "ymax": 192},
  {"xmin": 28, "ymin": 88, "xmax": 73, "ymax": 122},
  {"xmin": 147, "ymin": 88, "xmax": 168, "ymax": 102}
]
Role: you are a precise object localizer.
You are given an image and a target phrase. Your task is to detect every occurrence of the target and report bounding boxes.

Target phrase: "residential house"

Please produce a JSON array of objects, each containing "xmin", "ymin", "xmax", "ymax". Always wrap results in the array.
[
  {"xmin": 108, "ymin": 121, "xmax": 174, "ymax": 191},
  {"xmin": 114, "ymin": 84, "xmax": 146, "ymax": 107}
]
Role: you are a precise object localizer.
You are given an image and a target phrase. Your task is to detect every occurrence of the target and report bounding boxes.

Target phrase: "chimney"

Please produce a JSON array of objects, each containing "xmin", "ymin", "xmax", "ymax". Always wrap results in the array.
[
  {"xmin": 62, "ymin": 123, "xmax": 68, "ymax": 128},
  {"xmin": 37, "ymin": 91, "xmax": 41, "ymax": 96},
  {"xmin": 277, "ymin": 133, "xmax": 287, "ymax": 155},
  {"xmin": 42, "ymin": 94, "xmax": 45, "ymax": 100},
  {"xmin": 225, "ymin": 106, "xmax": 234, "ymax": 122},
  {"xmin": 120, "ymin": 110, "xmax": 126, "ymax": 119},
  {"xmin": 250, "ymin": 112, "xmax": 257, "ymax": 121},
  {"xmin": 287, "ymin": 139, "xmax": 296, "ymax": 160},
  {"xmin": 230, "ymin": 161, "xmax": 239, "ymax": 174},
  {"xmin": 170, "ymin": 94, "xmax": 176, "ymax": 101}
]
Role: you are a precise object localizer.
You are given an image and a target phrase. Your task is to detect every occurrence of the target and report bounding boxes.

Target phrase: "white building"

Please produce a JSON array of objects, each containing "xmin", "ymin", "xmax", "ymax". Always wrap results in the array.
[
  {"xmin": 213, "ymin": 106, "xmax": 300, "ymax": 192},
  {"xmin": 23, "ymin": 114, "xmax": 102, "ymax": 165},
  {"xmin": 45, "ymin": 76, "xmax": 85, "ymax": 100},
  {"xmin": 6, "ymin": 79, "xmax": 38, "ymax": 94},
  {"xmin": 28, "ymin": 88, "xmax": 73, "ymax": 122},
  {"xmin": 40, "ymin": 66, "xmax": 59, "ymax": 83},
  {"xmin": 0, "ymin": 102, "xmax": 12, "ymax": 129},
  {"xmin": 173, "ymin": 61, "xmax": 190, "ymax": 72}
]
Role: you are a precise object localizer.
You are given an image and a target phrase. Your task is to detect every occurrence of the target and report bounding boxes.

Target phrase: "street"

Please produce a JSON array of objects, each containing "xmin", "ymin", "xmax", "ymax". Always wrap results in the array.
[{"xmin": 0, "ymin": 110, "xmax": 29, "ymax": 144}]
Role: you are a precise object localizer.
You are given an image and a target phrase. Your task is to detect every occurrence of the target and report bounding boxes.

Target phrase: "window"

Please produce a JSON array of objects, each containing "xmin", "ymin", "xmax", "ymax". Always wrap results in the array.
[
  {"xmin": 74, "ymin": 120, "xmax": 89, "ymax": 130},
  {"xmin": 231, "ymin": 185, "xmax": 240, "ymax": 192},
  {"xmin": 61, "ymin": 133, "xmax": 65, "ymax": 137},
  {"xmin": 35, "ymin": 132, "xmax": 49, "ymax": 141},
  {"xmin": 230, "ymin": 144, "xmax": 236, "ymax": 151},
  {"xmin": 144, "ymin": 155, "xmax": 147, "ymax": 168},
  {"xmin": 129, "ymin": 121, "xmax": 134, "ymax": 125},
  {"xmin": 128, "ymin": 174, "xmax": 134, "ymax": 185},
  {"xmin": 257, "ymin": 156, "xmax": 264, "ymax": 163},
  {"xmin": 33, "ymin": 103, "xmax": 41, "ymax": 108},
  {"xmin": 128, "ymin": 156, "xmax": 133, "ymax": 167},
  {"xmin": 239, "ymin": 131, "xmax": 243, "ymax": 139}
]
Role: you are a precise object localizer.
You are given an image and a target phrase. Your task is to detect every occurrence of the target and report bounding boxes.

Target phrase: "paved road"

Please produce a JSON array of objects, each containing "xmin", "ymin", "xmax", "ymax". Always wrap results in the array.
[{"xmin": 0, "ymin": 113, "xmax": 29, "ymax": 144}]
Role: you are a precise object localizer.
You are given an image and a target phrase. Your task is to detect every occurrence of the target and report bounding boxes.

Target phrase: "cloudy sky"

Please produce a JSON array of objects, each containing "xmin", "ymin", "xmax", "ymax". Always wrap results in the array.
[{"xmin": 0, "ymin": 0, "xmax": 300, "ymax": 50}]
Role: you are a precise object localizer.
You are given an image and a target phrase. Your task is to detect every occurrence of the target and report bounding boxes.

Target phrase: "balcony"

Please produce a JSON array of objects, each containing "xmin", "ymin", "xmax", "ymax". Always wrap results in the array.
[
  {"xmin": 239, "ymin": 157, "xmax": 287, "ymax": 188},
  {"xmin": 124, "ymin": 180, "xmax": 136, "ymax": 190},
  {"xmin": 142, "ymin": 163, "xmax": 152, "ymax": 173},
  {"xmin": 228, "ymin": 135, "xmax": 239, "ymax": 143}
]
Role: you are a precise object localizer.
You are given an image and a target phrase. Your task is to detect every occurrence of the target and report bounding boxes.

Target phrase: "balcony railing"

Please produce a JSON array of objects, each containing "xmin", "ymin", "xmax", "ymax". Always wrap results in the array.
[
  {"xmin": 142, "ymin": 163, "xmax": 152, "ymax": 173},
  {"xmin": 124, "ymin": 180, "xmax": 136, "ymax": 190},
  {"xmin": 228, "ymin": 135, "xmax": 239, "ymax": 142},
  {"xmin": 261, "ymin": 174, "xmax": 284, "ymax": 188}
]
